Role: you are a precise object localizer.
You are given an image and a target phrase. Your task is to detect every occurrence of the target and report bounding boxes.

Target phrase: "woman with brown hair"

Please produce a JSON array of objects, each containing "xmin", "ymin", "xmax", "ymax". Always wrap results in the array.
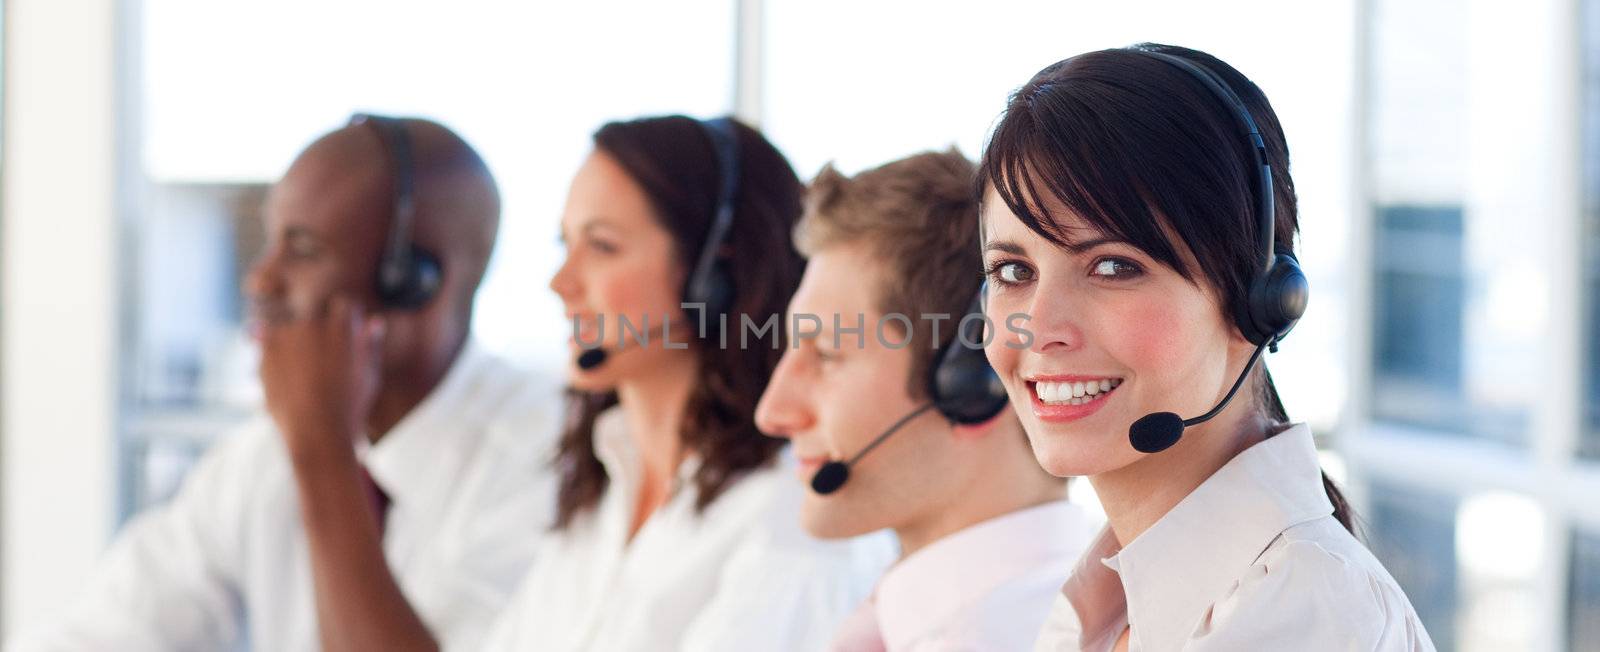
[
  {"xmin": 976, "ymin": 45, "xmax": 1434, "ymax": 650},
  {"xmin": 481, "ymin": 115, "xmax": 887, "ymax": 651}
]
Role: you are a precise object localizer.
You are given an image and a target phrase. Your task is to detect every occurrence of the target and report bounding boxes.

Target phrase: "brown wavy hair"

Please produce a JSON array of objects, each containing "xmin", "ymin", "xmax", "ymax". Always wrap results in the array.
[
  {"xmin": 978, "ymin": 44, "xmax": 1356, "ymax": 533},
  {"xmin": 552, "ymin": 115, "xmax": 805, "ymax": 529}
]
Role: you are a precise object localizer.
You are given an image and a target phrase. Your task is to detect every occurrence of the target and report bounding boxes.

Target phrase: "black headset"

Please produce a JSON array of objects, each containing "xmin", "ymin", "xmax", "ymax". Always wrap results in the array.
[
  {"xmin": 929, "ymin": 288, "xmax": 1011, "ymax": 424},
  {"xmin": 685, "ymin": 117, "xmax": 741, "ymax": 329},
  {"xmin": 349, "ymin": 113, "xmax": 443, "ymax": 310},
  {"xmin": 1117, "ymin": 47, "xmax": 1310, "ymax": 453},
  {"xmin": 1137, "ymin": 48, "xmax": 1308, "ymax": 348}
]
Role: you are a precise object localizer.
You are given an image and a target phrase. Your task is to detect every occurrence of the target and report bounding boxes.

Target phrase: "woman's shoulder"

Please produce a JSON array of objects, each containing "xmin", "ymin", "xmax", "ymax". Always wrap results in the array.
[
  {"xmin": 1199, "ymin": 516, "xmax": 1435, "ymax": 650},
  {"xmin": 1262, "ymin": 517, "xmax": 1404, "ymax": 595}
]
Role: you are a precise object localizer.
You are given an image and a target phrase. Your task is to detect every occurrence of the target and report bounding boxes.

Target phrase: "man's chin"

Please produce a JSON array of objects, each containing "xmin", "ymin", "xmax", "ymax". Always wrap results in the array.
[
  {"xmin": 245, "ymin": 313, "xmax": 295, "ymax": 343},
  {"xmin": 800, "ymin": 506, "xmax": 879, "ymax": 541}
]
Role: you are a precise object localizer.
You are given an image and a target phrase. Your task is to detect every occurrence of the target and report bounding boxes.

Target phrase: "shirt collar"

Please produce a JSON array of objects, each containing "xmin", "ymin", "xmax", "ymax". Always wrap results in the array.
[
  {"xmin": 361, "ymin": 340, "xmax": 502, "ymax": 509},
  {"xmin": 1061, "ymin": 423, "xmax": 1333, "ymax": 651},
  {"xmin": 591, "ymin": 406, "xmax": 704, "ymax": 501},
  {"xmin": 1052, "ymin": 526, "xmax": 1127, "ymax": 650},
  {"xmin": 876, "ymin": 500, "xmax": 1097, "ymax": 648}
]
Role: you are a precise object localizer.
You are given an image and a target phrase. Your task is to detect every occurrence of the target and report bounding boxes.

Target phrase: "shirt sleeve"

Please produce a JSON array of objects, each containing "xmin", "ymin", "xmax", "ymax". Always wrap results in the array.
[
  {"xmin": 9, "ymin": 428, "xmax": 265, "ymax": 652},
  {"xmin": 1188, "ymin": 538, "xmax": 1436, "ymax": 651}
]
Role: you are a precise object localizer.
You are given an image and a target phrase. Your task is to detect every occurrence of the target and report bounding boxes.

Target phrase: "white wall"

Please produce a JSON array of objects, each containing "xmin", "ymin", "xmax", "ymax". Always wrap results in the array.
[{"xmin": 0, "ymin": 0, "xmax": 121, "ymax": 636}]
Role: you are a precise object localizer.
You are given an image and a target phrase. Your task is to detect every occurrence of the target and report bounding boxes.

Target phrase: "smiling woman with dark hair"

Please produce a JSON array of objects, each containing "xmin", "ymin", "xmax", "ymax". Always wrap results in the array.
[{"xmin": 976, "ymin": 45, "xmax": 1434, "ymax": 650}]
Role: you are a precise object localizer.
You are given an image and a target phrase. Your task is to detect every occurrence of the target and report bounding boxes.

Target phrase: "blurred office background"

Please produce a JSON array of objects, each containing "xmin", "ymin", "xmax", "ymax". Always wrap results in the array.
[{"xmin": 0, "ymin": 0, "xmax": 1596, "ymax": 649}]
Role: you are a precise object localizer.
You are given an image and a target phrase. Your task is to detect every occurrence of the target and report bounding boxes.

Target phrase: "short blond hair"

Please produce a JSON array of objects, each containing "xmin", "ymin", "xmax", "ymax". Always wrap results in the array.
[{"xmin": 795, "ymin": 148, "xmax": 981, "ymax": 400}]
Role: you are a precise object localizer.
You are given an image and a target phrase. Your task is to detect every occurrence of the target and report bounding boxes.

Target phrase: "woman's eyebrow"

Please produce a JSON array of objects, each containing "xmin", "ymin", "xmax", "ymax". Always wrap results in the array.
[
  {"xmin": 983, "ymin": 240, "xmax": 1026, "ymax": 256},
  {"xmin": 1061, "ymin": 236, "xmax": 1123, "ymax": 254},
  {"xmin": 582, "ymin": 218, "xmax": 619, "ymax": 234},
  {"xmin": 984, "ymin": 235, "xmax": 1127, "ymax": 256}
]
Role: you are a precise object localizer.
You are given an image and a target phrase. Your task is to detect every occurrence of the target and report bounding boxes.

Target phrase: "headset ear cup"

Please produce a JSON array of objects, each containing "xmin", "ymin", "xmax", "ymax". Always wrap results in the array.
[
  {"xmin": 1245, "ymin": 253, "xmax": 1308, "ymax": 344},
  {"xmin": 378, "ymin": 246, "xmax": 443, "ymax": 310},
  {"xmin": 930, "ymin": 344, "xmax": 1010, "ymax": 425},
  {"xmin": 694, "ymin": 260, "xmax": 732, "ymax": 338},
  {"xmin": 683, "ymin": 260, "xmax": 735, "ymax": 338},
  {"xmin": 410, "ymin": 246, "xmax": 444, "ymax": 306},
  {"xmin": 929, "ymin": 292, "xmax": 1010, "ymax": 425},
  {"xmin": 703, "ymin": 261, "xmax": 735, "ymax": 319}
]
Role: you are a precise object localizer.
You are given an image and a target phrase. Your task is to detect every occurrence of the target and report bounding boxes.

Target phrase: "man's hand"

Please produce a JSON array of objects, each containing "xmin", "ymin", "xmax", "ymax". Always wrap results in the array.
[
  {"xmin": 259, "ymin": 295, "xmax": 386, "ymax": 464},
  {"xmin": 259, "ymin": 296, "xmax": 439, "ymax": 652}
]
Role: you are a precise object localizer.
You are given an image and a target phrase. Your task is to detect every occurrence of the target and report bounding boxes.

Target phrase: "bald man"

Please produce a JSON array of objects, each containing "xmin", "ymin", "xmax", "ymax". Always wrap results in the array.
[{"xmin": 17, "ymin": 117, "xmax": 557, "ymax": 652}]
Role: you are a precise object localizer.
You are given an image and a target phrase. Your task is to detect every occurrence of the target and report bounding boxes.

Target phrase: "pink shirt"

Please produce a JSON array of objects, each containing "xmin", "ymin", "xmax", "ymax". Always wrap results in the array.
[
  {"xmin": 833, "ymin": 500, "xmax": 1101, "ymax": 651},
  {"xmin": 1033, "ymin": 424, "xmax": 1435, "ymax": 651}
]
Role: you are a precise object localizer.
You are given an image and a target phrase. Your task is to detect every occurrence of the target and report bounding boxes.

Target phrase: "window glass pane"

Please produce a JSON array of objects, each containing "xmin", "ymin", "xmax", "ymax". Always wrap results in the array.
[
  {"xmin": 1367, "ymin": 0, "xmax": 1544, "ymax": 445},
  {"xmin": 1583, "ymin": 0, "xmax": 1600, "ymax": 460},
  {"xmin": 1372, "ymin": 206, "xmax": 1466, "ymax": 427}
]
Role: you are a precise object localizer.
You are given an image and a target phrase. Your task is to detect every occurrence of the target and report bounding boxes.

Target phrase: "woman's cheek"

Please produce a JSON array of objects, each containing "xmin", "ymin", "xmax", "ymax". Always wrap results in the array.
[
  {"xmin": 981, "ymin": 309, "xmax": 1010, "ymax": 359},
  {"xmin": 1104, "ymin": 297, "xmax": 1194, "ymax": 375},
  {"xmin": 595, "ymin": 261, "xmax": 676, "ymax": 320},
  {"xmin": 983, "ymin": 338, "xmax": 1021, "ymax": 390}
]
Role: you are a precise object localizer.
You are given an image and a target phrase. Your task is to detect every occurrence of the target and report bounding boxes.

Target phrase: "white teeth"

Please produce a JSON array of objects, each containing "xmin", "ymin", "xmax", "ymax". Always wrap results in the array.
[{"xmin": 1033, "ymin": 378, "xmax": 1122, "ymax": 405}]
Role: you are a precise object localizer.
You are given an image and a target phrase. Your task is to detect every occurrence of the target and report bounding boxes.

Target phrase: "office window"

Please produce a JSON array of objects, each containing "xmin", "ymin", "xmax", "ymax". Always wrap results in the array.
[{"xmin": 1371, "ymin": 205, "xmax": 1467, "ymax": 430}]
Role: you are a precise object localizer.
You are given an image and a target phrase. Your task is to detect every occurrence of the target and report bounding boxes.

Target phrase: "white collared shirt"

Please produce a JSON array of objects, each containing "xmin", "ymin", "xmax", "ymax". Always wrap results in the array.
[
  {"xmin": 832, "ymin": 500, "xmax": 1102, "ymax": 652},
  {"xmin": 482, "ymin": 406, "xmax": 894, "ymax": 652},
  {"xmin": 14, "ymin": 342, "xmax": 560, "ymax": 652},
  {"xmin": 1033, "ymin": 424, "xmax": 1435, "ymax": 652}
]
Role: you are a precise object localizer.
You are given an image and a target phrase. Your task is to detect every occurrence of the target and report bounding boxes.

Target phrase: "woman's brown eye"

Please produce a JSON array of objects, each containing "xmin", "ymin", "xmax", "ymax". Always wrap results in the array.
[
  {"xmin": 999, "ymin": 262, "xmax": 1033, "ymax": 284},
  {"xmin": 1091, "ymin": 258, "xmax": 1142, "ymax": 278}
]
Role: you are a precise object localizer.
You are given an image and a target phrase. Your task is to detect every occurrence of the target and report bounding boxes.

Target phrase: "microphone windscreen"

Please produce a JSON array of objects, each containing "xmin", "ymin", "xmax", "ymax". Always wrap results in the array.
[
  {"xmin": 576, "ymin": 348, "xmax": 608, "ymax": 371},
  {"xmin": 810, "ymin": 461, "xmax": 850, "ymax": 495},
  {"xmin": 1129, "ymin": 412, "xmax": 1185, "ymax": 454}
]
